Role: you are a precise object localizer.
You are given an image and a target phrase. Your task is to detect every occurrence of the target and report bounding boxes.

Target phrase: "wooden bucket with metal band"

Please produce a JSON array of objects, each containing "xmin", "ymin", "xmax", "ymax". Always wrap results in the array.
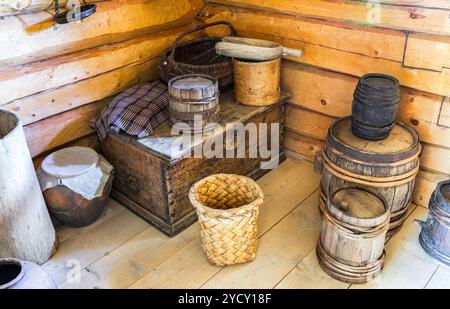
[
  {"xmin": 168, "ymin": 74, "xmax": 220, "ymax": 132},
  {"xmin": 314, "ymin": 116, "xmax": 420, "ymax": 237},
  {"xmin": 233, "ymin": 58, "xmax": 280, "ymax": 106},
  {"xmin": 417, "ymin": 180, "xmax": 450, "ymax": 266},
  {"xmin": 317, "ymin": 188, "xmax": 390, "ymax": 284}
]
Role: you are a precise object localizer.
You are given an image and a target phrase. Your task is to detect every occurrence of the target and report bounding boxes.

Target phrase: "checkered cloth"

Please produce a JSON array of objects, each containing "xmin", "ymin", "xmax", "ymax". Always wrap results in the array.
[{"xmin": 95, "ymin": 80, "xmax": 169, "ymax": 141}]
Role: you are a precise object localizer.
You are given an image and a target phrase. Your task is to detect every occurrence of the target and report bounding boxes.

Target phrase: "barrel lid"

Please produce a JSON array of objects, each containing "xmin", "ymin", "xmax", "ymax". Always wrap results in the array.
[
  {"xmin": 168, "ymin": 74, "xmax": 218, "ymax": 102},
  {"xmin": 42, "ymin": 146, "xmax": 99, "ymax": 178},
  {"xmin": 332, "ymin": 188, "xmax": 386, "ymax": 219},
  {"xmin": 327, "ymin": 117, "xmax": 420, "ymax": 163},
  {"xmin": 172, "ymin": 76, "xmax": 214, "ymax": 90}
]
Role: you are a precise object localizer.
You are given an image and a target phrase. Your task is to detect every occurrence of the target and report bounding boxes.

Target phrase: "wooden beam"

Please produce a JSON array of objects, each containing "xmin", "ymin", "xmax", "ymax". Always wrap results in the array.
[
  {"xmin": 0, "ymin": 26, "xmax": 196, "ymax": 103},
  {"xmin": 404, "ymin": 33, "xmax": 450, "ymax": 71},
  {"xmin": 201, "ymin": 5, "xmax": 406, "ymax": 62},
  {"xmin": 354, "ymin": 0, "xmax": 450, "ymax": 10},
  {"xmin": 32, "ymin": 134, "xmax": 100, "ymax": 169},
  {"xmin": 413, "ymin": 170, "xmax": 450, "ymax": 207},
  {"xmin": 208, "ymin": 0, "xmax": 450, "ymax": 35},
  {"xmin": 282, "ymin": 61, "xmax": 450, "ymax": 147},
  {"xmin": 23, "ymin": 100, "xmax": 106, "ymax": 158},
  {"xmin": 2, "ymin": 58, "xmax": 159, "ymax": 126},
  {"xmin": 201, "ymin": 5, "xmax": 450, "ymax": 96},
  {"xmin": 285, "ymin": 130, "xmax": 324, "ymax": 162},
  {"xmin": 0, "ymin": 0, "xmax": 203, "ymax": 67}
]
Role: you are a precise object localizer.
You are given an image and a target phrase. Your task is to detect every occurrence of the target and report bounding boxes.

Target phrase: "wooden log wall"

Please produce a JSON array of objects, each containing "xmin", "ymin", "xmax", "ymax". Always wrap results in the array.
[
  {"xmin": 0, "ymin": 0, "xmax": 205, "ymax": 165},
  {"xmin": 199, "ymin": 1, "xmax": 450, "ymax": 207}
]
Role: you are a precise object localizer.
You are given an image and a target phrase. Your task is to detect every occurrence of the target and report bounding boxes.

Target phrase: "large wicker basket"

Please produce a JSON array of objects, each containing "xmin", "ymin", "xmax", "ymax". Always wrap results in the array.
[
  {"xmin": 159, "ymin": 21, "xmax": 236, "ymax": 90},
  {"xmin": 189, "ymin": 174, "xmax": 264, "ymax": 266}
]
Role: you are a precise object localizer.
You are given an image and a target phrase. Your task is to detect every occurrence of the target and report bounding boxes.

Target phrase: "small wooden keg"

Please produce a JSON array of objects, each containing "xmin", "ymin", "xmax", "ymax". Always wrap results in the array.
[
  {"xmin": 317, "ymin": 188, "xmax": 390, "ymax": 284},
  {"xmin": 352, "ymin": 73, "xmax": 400, "ymax": 140},
  {"xmin": 168, "ymin": 74, "xmax": 220, "ymax": 132},
  {"xmin": 38, "ymin": 147, "xmax": 114, "ymax": 227},
  {"xmin": 315, "ymin": 116, "xmax": 420, "ymax": 237},
  {"xmin": 233, "ymin": 58, "xmax": 280, "ymax": 106},
  {"xmin": 418, "ymin": 180, "xmax": 450, "ymax": 266}
]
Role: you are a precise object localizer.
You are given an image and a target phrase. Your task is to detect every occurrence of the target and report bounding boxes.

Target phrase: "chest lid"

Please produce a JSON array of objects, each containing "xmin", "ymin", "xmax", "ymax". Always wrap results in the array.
[
  {"xmin": 42, "ymin": 146, "xmax": 99, "ymax": 178},
  {"xmin": 168, "ymin": 74, "xmax": 219, "ymax": 102},
  {"xmin": 327, "ymin": 116, "xmax": 420, "ymax": 163}
]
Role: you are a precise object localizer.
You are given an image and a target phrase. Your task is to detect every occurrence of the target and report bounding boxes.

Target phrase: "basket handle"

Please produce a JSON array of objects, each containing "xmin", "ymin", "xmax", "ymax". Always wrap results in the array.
[{"xmin": 168, "ymin": 21, "xmax": 237, "ymax": 59}]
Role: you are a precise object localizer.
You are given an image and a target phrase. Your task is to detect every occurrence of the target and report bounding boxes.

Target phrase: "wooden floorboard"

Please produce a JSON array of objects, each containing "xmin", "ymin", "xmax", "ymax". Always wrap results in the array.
[
  {"xmin": 350, "ymin": 205, "xmax": 440, "ymax": 289},
  {"xmin": 49, "ymin": 158, "xmax": 448, "ymax": 289},
  {"xmin": 425, "ymin": 265, "xmax": 450, "ymax": 289},
  {"xmin": 128, "ymin": 159, "xmax": 320, "ymax": 289}
]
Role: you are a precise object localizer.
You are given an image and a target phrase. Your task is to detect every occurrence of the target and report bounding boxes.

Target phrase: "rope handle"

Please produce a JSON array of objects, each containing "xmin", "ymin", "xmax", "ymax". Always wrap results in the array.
[{"xmin": 168, "ymin": 21, "xmax": 237, "ymax": 60}]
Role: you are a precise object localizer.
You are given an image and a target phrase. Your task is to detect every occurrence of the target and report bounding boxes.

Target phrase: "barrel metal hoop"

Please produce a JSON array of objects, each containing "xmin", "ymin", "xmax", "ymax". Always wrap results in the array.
[
  {"xmin": 327, "ymin": 143, "xmax": 421, "ymax": 168},
  {"xmin": 322, "ymin": 151, "xmax": 419, "ymax": 187}
]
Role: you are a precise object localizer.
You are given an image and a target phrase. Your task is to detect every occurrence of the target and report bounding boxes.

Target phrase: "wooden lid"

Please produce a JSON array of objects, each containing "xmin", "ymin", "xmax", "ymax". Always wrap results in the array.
[
  {"xmin": 168, "ymin": 74, "xmax": 218, "ymax": 102},
  {"xmin": 360, "ymin": 73, "xmax": 399, "ymax": 89},
  {"xmin": 332, "ymin": 188, "xmax": 386, "ymax": 219},
  {"xmin": 42, "ymin": 146, "xmax": 99, "ymax": 178},
  {"xmin": 327, "ymin": 116, "xmax": 420, "ymax": 163}
]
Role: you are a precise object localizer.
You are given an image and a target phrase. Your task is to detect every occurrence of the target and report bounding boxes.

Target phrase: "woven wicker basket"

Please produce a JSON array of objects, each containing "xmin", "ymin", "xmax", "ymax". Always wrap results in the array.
[
  {"xmin": 189, "ymin": 174, "xmax": 264, "ymax": 266},
  {"xmin": 159, "ymin": 21, "xmax": 236, "ymax": 90}
]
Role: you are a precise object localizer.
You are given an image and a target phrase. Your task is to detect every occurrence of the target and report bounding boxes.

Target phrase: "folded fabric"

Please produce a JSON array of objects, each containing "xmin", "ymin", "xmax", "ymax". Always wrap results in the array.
[{"xmin": 95, "ymin": 80, "xmax": 169, "ymax": 141}]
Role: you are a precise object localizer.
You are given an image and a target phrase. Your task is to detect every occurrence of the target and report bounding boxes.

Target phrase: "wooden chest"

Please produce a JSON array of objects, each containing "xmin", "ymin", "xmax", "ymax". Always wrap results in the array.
[{"xmin": 100, "ymin": 90, "xmax": 289, "ymax": 236}]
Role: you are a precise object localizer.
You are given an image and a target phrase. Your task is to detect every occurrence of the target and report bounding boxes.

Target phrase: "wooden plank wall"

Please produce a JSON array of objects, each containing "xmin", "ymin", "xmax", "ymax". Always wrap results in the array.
[
  {"xmin": 199, "ymin": 1, "xmax": 450, "ymax": 207},
  {"xmin": 0, "ymin": 0, "xmax": 205, "ymax": 165}
]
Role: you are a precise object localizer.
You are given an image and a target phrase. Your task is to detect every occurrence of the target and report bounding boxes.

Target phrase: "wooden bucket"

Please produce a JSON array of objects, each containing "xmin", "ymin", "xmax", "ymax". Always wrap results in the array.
[
  {"xmin": 317, "ymin": 188, "xmax": 389, "ymax": 284},
  {"xmin": 314, "ymin": 116, "xmax": 420, "ymax": 237},
  {"xmin": 168, "ymin": 74, "xmax": 220, "ymax": 132},
  {"xmin": 233, "ymin": 58, "xmax": 280, "ymax": 106},
  {"xmin": 418, "ymin": 180, "xmax": 450, "ymax": 266}
]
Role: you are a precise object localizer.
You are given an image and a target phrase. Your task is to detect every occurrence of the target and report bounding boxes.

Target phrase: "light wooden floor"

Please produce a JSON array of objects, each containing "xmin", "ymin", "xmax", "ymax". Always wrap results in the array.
[{"xmin": 44, "ymin": 158, "xmax": 450, "ymax": 289}]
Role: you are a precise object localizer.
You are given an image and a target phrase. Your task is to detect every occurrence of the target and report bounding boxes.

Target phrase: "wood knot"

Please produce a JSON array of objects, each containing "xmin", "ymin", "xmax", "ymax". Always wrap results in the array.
[
  {"xmin": 410, "ymin": 119, "xmax": 419, "ymax": 126},
  {"xmin": 320, "ymin": 99, "xmax": 327, "ymax": 105},
  {"xmin": 409, "ymin": 11, "xmax": 425, "ymax": 19},
  {"xmin": 409, "ymin": 97, "xmax": 415, "ymax": 103}
]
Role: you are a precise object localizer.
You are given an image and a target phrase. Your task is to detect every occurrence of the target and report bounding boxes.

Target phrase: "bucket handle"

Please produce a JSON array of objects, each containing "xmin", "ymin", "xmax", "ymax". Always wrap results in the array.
[
  {"xmin": 414, "ymin": 219, "xmax": 428, "ymax": 229},
  {"xmin": 167, "ymin": 21, "xmax": 237, "ymax": 60}
]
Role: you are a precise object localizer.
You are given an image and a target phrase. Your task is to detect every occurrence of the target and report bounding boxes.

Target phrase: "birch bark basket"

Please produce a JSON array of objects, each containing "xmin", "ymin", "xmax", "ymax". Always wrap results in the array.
[{"xmin": 0, "ymin": 110, "xmax": 56, "ymax": 265}]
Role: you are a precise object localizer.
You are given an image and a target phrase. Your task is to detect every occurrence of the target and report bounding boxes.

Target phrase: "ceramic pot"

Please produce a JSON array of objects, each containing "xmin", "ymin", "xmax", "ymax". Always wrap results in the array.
[{"xmin": 0, "ymin": 258, "xmax": 57, "ymax": 289}]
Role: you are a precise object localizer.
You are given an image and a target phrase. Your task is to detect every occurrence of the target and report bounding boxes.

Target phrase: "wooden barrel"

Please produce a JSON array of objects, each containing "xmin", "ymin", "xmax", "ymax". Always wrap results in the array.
[
  {"xmin": 315, "ymin": 116, "xmax": 420, "ymax": 237},
  {"xmin": 418, "ymin": 180, "xmax": 450, "ymax": 266},
  {"xmin": 233, "ymin": 58, "xmax": 280, "ymax": 106},
  {"xmin": 317, "ymin": 188, "xmax": 389, "ymax": 284},
  {"xmin": 168, "ymin": 74, "xmax": 220, "ymax": 132},
  {"xmin": 38, "ymin": 147, "xmax": 114, "ymax": 227},
  {"xmin": 352, "ymin": 73, "xmax": 400, "ymax": 140}
]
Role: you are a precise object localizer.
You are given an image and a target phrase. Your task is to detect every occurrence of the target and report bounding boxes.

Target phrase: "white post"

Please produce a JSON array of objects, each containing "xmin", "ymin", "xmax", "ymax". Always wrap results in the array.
[{"xmin": 0, "ymin": 110, "xmax": 56, "ymax": 265}]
